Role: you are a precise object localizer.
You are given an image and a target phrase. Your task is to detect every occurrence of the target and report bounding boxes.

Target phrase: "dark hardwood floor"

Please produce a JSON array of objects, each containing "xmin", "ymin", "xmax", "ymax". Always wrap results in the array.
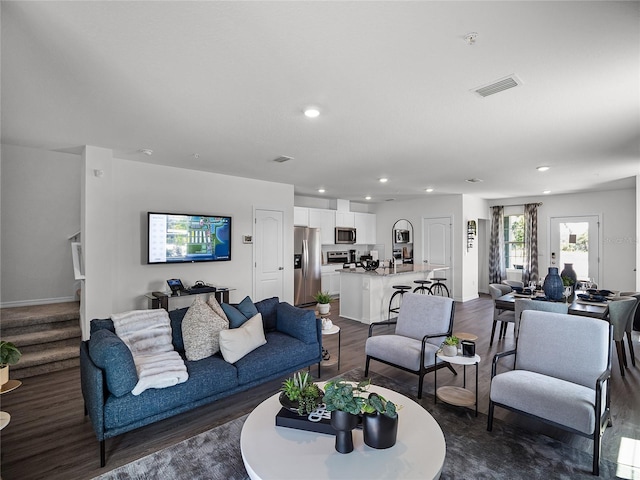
[{"xmin": 1, "ymin": 295, "xmax": 638, "ymax": 479}]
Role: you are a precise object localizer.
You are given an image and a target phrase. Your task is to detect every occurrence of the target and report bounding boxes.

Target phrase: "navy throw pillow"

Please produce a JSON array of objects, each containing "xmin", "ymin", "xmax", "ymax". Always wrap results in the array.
[
  {"xmin": 88, "ymin": 329, "xmax": 138, "ymax": 397},
  {"xmin": 222, "ymin": 296, "xmax": 258, "ymax": 328}
]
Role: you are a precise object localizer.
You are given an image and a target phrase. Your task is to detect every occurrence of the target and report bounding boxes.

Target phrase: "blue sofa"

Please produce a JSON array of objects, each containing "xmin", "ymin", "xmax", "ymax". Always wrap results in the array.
[{"xmin": 80, "ymin": 297, "xmax": 322, "ymax": 467}]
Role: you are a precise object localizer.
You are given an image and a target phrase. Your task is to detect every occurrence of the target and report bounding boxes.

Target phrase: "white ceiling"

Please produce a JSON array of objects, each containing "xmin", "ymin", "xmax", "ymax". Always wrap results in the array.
[{"xmin": 2, "ymin": 1, "xmax": 639, "ymax": 201}]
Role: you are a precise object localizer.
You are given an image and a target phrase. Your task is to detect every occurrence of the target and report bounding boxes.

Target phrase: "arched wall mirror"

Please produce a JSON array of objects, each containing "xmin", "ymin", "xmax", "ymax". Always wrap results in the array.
[{"xmin": 392, "ymin": 219, "xmax": 414, "ymax": 264}]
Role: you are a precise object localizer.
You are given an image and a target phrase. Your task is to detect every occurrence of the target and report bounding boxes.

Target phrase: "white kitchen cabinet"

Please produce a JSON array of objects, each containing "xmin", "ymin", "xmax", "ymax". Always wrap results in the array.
[
  {"xmin": 329, "ymin": 272, "xmax": 341, "ymax": 296},
  {"xmin": 335, "ymin": 211, "xmax": 355, "ymax": 228},
  {"xmin": 321, "ymin": 265, "xmax": 341, "ymax": 296},
  {"xmin": 294, "ymin": 207, "xmax": 309, "ymax": 226},
  {"xmin": 354, "ymin": 212, "xmax": 377, "ymax": 244},
  {"xmin": 308, "ymin": 208, "xmax": 336, "ymax": 244}
]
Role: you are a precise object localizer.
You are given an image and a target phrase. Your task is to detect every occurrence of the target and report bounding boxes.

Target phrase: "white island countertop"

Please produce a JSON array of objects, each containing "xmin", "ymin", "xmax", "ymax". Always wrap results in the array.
[
  {"xmin": 339, "ymin": 264, "xmax": 449, "ymax": 324},
  {"xmin": 338, "ymin": 264, "xmax": 447, "ymax": 276}
]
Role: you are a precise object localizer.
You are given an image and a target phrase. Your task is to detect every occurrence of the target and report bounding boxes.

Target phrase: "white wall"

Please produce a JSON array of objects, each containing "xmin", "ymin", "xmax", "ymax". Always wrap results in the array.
[
  {"xmin": 461, "ymin": 195, "xmax": 490, "ymax": 302},
  {"xmin": 78, "ymin": 153, "xmax": 294, "ymax": 334},
  {"xmin": 1, "ymin": 144, "xmax": 81, "ymax": 306},
  {"xmin": 488, "ymin": 187, "xmax": 637, "ymax": 292}
]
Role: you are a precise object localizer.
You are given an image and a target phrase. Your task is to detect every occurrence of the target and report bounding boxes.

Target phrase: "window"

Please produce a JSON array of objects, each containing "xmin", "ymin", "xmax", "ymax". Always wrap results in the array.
[{"xmin": 504, "ymin": 214, "xmax": 524, "ymax": 269}]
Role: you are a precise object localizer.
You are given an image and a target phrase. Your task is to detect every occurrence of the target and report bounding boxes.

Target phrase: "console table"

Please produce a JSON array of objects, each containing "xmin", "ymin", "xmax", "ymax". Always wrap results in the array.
[{"xmin": 146, "ymin": 288, "xmax": 233, "ymax": 310}]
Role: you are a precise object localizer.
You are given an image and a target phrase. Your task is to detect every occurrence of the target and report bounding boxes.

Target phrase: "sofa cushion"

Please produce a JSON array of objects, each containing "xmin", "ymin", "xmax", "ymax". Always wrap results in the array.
[
  {"xmin": 90, "ymin": 318, "xmax": 116, "ymax": 335},
  {"xmin": 206, "ymin": 296, "xmax": 229, "ymax": 322},
  {"xmin": 237, "ymin": 296, "xmax": 259, "ymax": 319},
  {"xmin": 182, "ymin": 296, "xmax": 229, "ymax": 361},
  {"xmin": 276, "ymin": 302, "xmax": 318, "ymax": 344},
  {"xmin": 221, "ymin": 303, "xmax": 250, "ymax": 329},
  {"xmin": 104, "ymin": 355, "xmax": 238, "ymax": 430},
  {"xmin": 255, "ymin": 297, "xmax": 279, "ymax": 332},
  {"xmin": 235, "ymin": 331, "xmax": 320, "ymax": 385},
  {"xmin": 219, "ymin": 313, "xmax": 267, "ymax": 363},
  {"xmin": 89, "ymin": 329, "xmax": 138, "ymax": 397}
]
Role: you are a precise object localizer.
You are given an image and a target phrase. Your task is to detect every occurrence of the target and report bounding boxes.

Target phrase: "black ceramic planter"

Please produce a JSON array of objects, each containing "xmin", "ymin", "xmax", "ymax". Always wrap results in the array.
[
  {"xmin": 330, "ymin": 410, "xmax": 359, "ymax": 454},
  {"xmin": 363, "ymin": 412, "xmax": 399, "ymax": 449}
]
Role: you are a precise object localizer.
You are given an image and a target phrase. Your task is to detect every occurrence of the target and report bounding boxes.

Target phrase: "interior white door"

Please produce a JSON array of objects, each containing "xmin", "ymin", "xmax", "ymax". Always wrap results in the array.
[
  {"xmin": 254, "ymin": 209, "xmax": 284, "ymax": 301},
  {"xmin": 422, "ymin": 216, "xmax": 452, "ymax": 286},
  {"xmin": 549, "ymin": 215, "xmax": 600, "ymax": 285}
]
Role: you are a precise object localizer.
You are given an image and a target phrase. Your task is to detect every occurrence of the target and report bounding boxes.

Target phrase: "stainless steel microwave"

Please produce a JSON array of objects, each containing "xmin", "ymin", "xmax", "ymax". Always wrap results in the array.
[{"xmin": 335, "ymin": 227, "xmax": 356, "ymax": 244}]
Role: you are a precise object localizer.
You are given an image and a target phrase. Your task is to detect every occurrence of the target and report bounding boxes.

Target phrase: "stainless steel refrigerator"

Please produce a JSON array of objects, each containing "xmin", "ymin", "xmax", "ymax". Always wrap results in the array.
[{"xmin": 294, "ymin": 226, "xmax": 322, "ymax": 306}]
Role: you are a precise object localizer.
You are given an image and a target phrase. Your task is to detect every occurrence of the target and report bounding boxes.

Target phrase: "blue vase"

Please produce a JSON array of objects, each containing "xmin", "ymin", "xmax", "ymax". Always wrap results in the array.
[{"xmin": 543, "ymin": 267, "xmax": 564, "ymax": 301}]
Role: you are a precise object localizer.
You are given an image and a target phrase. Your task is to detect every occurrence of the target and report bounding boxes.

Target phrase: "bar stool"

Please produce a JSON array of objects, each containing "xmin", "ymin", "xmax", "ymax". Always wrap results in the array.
[
  {"xmin": 413, "ymin": 280, "xmax": 432, "ymax": 294},
  {"xmin": 388, "ymin": 285, "xmax": 412, "ymax": 319},
  {"xmin": 429, "ymin": 276, "xmax": 450, "ymax": 297}
]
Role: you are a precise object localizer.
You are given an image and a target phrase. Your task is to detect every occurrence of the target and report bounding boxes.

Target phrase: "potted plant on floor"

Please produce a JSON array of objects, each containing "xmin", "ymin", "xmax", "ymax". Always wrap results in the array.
[
  {"xmin": 361, "ymin": 391, "xmax": 400, "ymax": 449},
  {"xmin": 313, "ymin": 291, "xmax": 332, "ymax": 315},
  {"xmin": 322, "ymin": 379, "xmax": 369, "ymax": 453},
  {"xmin": 279, "ymin": 371, "xmax": 323, "ymax": 416},
  {"xmin": 441, "ymin": 336, "xmax": 459, "ymax": 357},
  {"xmin": 0, "ymin": 341, "xmax": 22, "ymax": 386}
]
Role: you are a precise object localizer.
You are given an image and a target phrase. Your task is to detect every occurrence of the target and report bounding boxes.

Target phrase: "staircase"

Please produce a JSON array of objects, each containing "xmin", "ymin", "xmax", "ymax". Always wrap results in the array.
[{"xmin": 0, "ymin": 302, "xmax": 82, "ymax": 379}]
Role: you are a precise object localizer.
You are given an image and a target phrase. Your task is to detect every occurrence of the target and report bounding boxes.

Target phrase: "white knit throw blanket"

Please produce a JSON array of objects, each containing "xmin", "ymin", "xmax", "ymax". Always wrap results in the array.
[{"xmin": 111, "ymin": 309, "xmax": 188, "ymax": 396}]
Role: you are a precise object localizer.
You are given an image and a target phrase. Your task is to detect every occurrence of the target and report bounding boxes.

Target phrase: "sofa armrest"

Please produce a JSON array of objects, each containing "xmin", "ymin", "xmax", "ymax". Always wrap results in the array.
[
  {"xmin": 80, "ymin": 341, "xmax": 106, "ymax": 440},
  {"xmin": 276, "ymin": 302, "xmax": 320, "ymax": 345}
]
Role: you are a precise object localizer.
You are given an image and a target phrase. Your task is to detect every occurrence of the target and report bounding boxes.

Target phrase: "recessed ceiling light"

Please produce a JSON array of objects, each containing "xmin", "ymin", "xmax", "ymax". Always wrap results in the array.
[
  {"xmin": 536, "ymin": 166, "xmax": 550, "ymax": 172},
  {"xmin": 193, "ymin": 153, "xmax": 200, "ymax": 159},
  {"xmin": 303, "ymin": 107, "xmax": 320, "ymax": 118},
  {"xmin": 543, "ymin": 190, "xmax": 551, "ymax": 194},
  {"xmin": 465, "ymin": 178, "xmax": 483, "ymax": 183},
  {"xmin": 379, "ymin": 178, "xmax": 388, "ymax": 183},
  {"xmin": 425, "ymin": 188, "xmax": 434, "ymax": 193},
  {"xmin": 464, "ymin": 32, "xmax": 478, "ymax": 45},
  {"xmin": 139, "ymin": 149, "xmax": 153, "ymax": 156},
  {"xmin": 365, "ymin": 196, "xmax": 372, "ymax": 200},
  {"xmin": 318, "ymin": 188, "xmax": 325, "ymax": 193}
]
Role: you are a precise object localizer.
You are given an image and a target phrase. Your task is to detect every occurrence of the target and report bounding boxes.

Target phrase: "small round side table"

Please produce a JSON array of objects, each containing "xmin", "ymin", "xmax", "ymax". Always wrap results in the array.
[
  {"xmin": 434, "ymin": 353, "xmax": 481, "ymax": 417},
  {"xmin": 320, "ymin": 324, "xmax": 341, "ymax": 371},
  {"xmin": 1, "ymin": 379, "xmax": 22, "ymax": 430}
]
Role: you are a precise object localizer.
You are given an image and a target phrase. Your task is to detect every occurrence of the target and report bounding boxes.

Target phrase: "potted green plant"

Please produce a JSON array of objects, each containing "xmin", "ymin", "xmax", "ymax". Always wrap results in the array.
[
  {"xmin": 313, "ymin": 291, "xmax": 332, "ymax": 315},
  {"xmin": 442, "ymin": 336, "xmax": 459, "ymax": 357},
  {"xmin": 322, "ymin": 379, "xmax": 370, "ymax": 453},
  {"xmin": 279, "ymin": 371, "xmax": 323, "ymax": 416},
  {"xmin": 0, "ymin": 341, "xmax": 22, "ymax": 386}
]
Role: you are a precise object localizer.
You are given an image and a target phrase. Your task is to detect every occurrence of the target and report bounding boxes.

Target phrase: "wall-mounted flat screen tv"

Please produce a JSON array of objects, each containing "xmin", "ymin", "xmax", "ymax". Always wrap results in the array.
[{"xmin": 147, "ymin": 212, "xmax": 231, "ymax": 264}]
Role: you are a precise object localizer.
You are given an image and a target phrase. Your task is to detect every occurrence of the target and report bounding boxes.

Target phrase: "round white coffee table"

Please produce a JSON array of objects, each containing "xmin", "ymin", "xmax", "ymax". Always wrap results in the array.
[{"xmin": 241, "ymin": 383, "xmax": 446, "ymax": 480}]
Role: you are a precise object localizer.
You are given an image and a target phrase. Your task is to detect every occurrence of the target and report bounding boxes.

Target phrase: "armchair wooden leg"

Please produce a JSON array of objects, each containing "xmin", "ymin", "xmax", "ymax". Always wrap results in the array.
[
  {"xmin": 490, "ymin": 321, "xmax": 498, "ymax": 346},
  {"xmin": 487, "ymin": 400, "xmax": 494, "ymax": 431},
  {"xmin": 626, "ymin": 331, "xmax": 636, "ymax": 367},
  {"xmin": 615, "ymin": 341, "xmax": 626, "ymax": 376},
  {"xmin": 364, "ymin": 356, "xmax": 370, "ymax": 376}
]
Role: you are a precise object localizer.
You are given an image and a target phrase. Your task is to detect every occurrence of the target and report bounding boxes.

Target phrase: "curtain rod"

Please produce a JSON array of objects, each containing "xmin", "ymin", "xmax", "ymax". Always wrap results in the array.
[{"xmin": 493, "ymin": 202, "xmax": 543, "ymax": 208}]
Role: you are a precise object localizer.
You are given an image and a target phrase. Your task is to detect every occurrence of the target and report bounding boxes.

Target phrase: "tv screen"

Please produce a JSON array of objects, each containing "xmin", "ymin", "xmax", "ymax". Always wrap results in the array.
[{"xmin": 148, "ymin": 212, "xmax": 231, "ymax": 264}]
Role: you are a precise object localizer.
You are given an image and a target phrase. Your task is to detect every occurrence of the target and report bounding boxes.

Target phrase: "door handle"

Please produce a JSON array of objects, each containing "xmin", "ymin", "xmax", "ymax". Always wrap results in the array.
[{"xmin": 279, "ymin": 267, "xmax": 284, "ymax": 270}]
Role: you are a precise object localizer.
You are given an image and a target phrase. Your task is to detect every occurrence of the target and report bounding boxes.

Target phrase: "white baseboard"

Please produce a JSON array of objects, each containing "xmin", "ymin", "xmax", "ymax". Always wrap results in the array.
[{"xmin": 0, "ymin": 296, "xmax": 77, "ymax": 309}]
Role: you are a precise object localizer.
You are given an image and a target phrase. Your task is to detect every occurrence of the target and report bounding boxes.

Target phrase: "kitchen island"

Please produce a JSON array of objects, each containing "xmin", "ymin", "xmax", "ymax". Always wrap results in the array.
[{"xmin": 339, "ymin": 264, "xmax": 448, "ymax": 324}]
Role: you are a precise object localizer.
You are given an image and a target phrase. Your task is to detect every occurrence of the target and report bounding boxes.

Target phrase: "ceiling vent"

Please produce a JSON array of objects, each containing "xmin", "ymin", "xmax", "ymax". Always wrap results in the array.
[
  {"xmin": 273, "ymin": 155, "xmax": 293, "ymax": 163},
  {"xmin": 473, "ymin": 74, "xmax": 522, "ymax": 98}
]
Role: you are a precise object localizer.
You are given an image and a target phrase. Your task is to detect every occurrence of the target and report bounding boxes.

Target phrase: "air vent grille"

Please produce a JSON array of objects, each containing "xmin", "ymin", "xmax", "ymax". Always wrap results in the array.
[
  {"xmin": 473, "ymin": 75, "xmax": 521, "ymax": 97},
  {"xmin": 273, "ymin": 155, "xmax": 293, "ymax": 163}
]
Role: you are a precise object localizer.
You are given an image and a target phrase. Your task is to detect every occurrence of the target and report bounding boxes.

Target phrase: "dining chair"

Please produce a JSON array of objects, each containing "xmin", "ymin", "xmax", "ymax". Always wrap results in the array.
[
  {"xmin": 364, "ymin": 293, "xmax": 456, "ymax": 399},
  {"xmin": 488, "ymin": 310, "xmax": 612, "ymax": 476},
  {"xmin": 618, "ymin": 292, "xmax": 639, "ymax": 368},
  {"xmin": 502, "ymin": 280, "xmax": 524, "ymax": 289},
  {"xmin": 514, "ymin": 298, "xmax": 568, "ymax": 338},
  {"xmin": 489, "ymin": 284, "xmax": 515, "ymax": 346},
  {"xmin": 607, "ymin": 296, "xmax": 637, "ymax": 376}
]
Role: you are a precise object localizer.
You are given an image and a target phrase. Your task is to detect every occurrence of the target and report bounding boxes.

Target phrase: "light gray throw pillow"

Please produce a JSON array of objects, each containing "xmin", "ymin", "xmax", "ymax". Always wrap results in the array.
[
  {"xmin": 182, "ymin": 296, "xmax": 229, "ymax": 361},
  {"xmin": 219, "ymin": 313, "xmax": 266, "ymax": 364}
]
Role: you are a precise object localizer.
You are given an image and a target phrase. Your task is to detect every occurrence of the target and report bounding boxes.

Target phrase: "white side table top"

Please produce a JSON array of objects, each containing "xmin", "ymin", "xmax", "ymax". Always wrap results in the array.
[
  {"xmin": 241, "ymin": 382, "xmax": 446, "ymax": 480},
  {"xmin": 437, "ymin": 353, "xmax": 481, "ymax": 365},
  {"xmin": 321, "ymin": 324, "xmax": 340, "ymax": 335},
  {"xmin": 0, "ymin": 411, "xmax": 10, "ymax": 430}
]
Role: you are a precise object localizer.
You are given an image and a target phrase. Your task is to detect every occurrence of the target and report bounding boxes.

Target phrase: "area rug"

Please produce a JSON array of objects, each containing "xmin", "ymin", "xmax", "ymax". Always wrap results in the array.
[{"xmin": 94, "ymin": 368, "xmax": 618, "ymax": 480}]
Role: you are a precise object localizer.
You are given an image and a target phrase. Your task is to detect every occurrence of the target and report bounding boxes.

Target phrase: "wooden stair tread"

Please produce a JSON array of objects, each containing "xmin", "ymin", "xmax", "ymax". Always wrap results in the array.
[
  {"xmin": 12, "ymin": 346, "xmax": 80, "ymax": 370},
  {"xmin": 0, "ymin": 302, "xmax": 80, "ymax": 329}
]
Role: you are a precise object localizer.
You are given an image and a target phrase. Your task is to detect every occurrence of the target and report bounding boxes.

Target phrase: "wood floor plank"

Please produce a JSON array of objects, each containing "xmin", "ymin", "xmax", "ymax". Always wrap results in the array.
[{"xmin": 1, "ymin": 295, "xmax": 638, "ymax": 479}]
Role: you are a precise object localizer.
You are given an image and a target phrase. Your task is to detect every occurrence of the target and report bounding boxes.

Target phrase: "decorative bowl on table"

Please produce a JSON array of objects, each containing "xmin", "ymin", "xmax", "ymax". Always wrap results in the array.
[{"xmin": 361, "ymin": 260, "xmax": 380, "ymax": 271}]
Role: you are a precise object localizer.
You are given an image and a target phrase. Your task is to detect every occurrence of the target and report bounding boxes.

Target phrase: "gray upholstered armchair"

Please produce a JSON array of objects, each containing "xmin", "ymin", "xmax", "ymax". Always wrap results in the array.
[
  {"xmin": 488, "ymin": 310, "xmax": 613, "ymax": 476},
  {"xmin": 364, "ymin": 293, "xmax": 456, "ymax": 399}
]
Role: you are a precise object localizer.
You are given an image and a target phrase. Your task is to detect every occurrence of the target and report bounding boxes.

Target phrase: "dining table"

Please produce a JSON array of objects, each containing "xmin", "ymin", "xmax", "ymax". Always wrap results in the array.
[{"xmin": 495, "ymin": 291, "xmax": 610, "ymax": 320}]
